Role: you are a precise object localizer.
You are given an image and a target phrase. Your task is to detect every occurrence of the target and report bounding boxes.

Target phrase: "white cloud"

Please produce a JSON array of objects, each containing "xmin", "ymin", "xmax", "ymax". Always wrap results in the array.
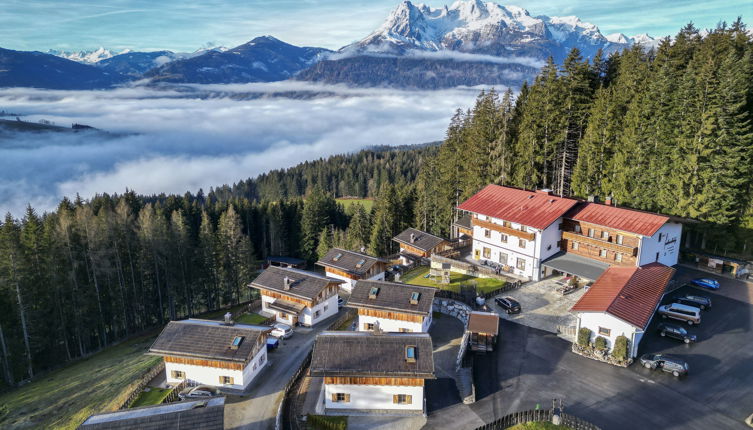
[
  {"xmin": 0, "ymin": 83, "xmax": 483, "ymax": 216},
  {"xmin": 327, "ymin": 48, "xmax": 545, "ymax": 69}
]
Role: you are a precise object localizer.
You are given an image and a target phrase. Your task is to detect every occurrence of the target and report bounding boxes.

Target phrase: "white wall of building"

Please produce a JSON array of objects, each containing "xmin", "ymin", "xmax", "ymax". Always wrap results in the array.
[
  {"xmin": 576, "ymin": 312, "xmax": 644, "ymax": 358},
  {"xmin": 638, "ymin": 222, "xmax": 682, "ymax": 267},
  {"xmin": 164, "ymin": 346, "xmax": 267, "ymax": 390},
  {"xmin": 300, "ymin": 294, "xmax": 339, "ymax": 326},
  {"xmin": 357, "ymin": 314, "xmax": 427, "ymax": 333},
  {"xmin": 325, "ymin": 383, "xmax": 424, "ymax": 411}
]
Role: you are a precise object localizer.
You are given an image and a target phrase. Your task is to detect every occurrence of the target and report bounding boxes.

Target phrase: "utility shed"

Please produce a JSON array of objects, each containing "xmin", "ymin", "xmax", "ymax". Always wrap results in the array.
[
  {"xmin": 78, "ymin": 397, "xmax": 225, "ymax": 430},
  {"xmin": 467, "ymin": 311, "xmax": 500, "ymax": 352}
]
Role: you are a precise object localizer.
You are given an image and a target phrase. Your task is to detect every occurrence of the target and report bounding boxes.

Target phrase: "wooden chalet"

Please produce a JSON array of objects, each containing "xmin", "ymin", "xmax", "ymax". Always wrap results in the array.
[
  {"xmin": 452, "ymin": 213, "xmax": 473, "ymax": 239},
  {"xmin": 79, "ymin": 397, "xmax": 225, "ymax": 430},
  {"xmin": 393, "ymin": 227, "xmax": 449, "ymax": 265},
  {"xmin": 264, "ymin": 255, "xmax": 305, "ymax": 269},
  {"xmin": 467, "ymin": 311, "xmax": 499, "ymax": 352},
  {"xmin": 347, "ymin": 280, "xmax": 436, "ymax": 333},
  {"xmin": 250, "ymin": 266, "xmax": 341, "ymax": 327},
  {"xmin": 316, "ymin": 248, "xmax": 388, "ymax": 291}
]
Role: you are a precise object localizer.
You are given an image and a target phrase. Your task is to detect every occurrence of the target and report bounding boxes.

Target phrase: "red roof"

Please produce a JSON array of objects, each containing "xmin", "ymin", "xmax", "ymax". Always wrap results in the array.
[
  {"xmin": 566, "ymin": 202, "xmax": 669, "ymax": 237},
  {"xmin": 571, "ymin": 263, "xmax": 676, "ymax": 329},
  {"xmin": 457, "ymin": 185, "xmax": 579, "ymax": 230}
]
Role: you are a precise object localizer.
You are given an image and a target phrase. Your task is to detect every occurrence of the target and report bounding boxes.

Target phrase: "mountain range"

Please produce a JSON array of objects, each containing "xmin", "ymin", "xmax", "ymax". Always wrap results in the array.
[{"xmin": 0, "ymin": 0, "xmax": 661, "ymax": 90}]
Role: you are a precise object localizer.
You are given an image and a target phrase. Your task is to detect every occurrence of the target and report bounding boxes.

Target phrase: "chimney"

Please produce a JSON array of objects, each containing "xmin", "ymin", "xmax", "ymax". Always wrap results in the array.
[
  {"xmin": 587, "ymin": 195, "xmax": 599, "ymax": 203},
  {"xmin": 360, "ymin": 246, "xmax": 366, "ymax": 253},
  {"xmin": 605, "ymin": 196, "xmax": 613, "ymax": 206},
  {"xmin": 410, "ymin": 233, "xmax": 416, "ymax": 243},
  {"xmin": 283, "ymin": 276, "xmax": 293, "ymax": 290},
  {"xmin": 537, "ymin": 188, "xmax": 553, "ymax": 195},
  {"xmin": 224, "ymin": 312, "xmax": 233, "ymax": 326}
]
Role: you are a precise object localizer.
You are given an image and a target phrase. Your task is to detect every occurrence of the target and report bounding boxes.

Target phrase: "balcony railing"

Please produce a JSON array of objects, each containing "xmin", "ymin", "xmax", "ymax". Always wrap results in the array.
[
  {"xmin": 561, "ymin": 230, "xmax": 637, "ymax": 255},
  {"xmin": 471, "ymin": 218, "xmax": 535, "ymax": 241}
]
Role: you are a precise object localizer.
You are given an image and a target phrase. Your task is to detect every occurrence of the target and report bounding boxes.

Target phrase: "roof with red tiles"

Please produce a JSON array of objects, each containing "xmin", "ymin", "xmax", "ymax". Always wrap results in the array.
[
  {"xmin": 570, "ymin": 263, "xmax": 676, "ymax": 329},
  {"xmin": 457, "ymin": 185, "xmax": 579, "ymax": 230},
  {"xmin": 566, "ymin": 202, "xmax": 670, "ymax": 237}
]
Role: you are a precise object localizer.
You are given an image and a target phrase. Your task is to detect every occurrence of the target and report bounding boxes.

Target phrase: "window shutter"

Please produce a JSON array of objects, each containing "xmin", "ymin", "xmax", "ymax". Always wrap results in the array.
[
  {"xmin": 228, "ymin": 376, "xmax": 234, "ymax": 385},
  {"xmin": 393, "ymin": 394, "xmax": 399, "ymax": 404},
  {"xmin": 344, "ymin": 393, "xmax": 350, "ymax": 403},
  {"xmin": 406, "ymin": 395, "xmax": 413, "ymax": 404},
  {"xmin": 331, "ymin": 393, "xmax": 337, "ymax": 402},
  {"xmin": 219, "ymin": 376, "xmax": 224, "ymax": 384}
]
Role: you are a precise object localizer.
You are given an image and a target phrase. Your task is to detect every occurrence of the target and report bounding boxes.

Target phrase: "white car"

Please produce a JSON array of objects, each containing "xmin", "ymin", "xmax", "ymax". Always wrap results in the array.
[{"xmin": 270, "ymin": 323, "xmax": 294, "ymax": 339}]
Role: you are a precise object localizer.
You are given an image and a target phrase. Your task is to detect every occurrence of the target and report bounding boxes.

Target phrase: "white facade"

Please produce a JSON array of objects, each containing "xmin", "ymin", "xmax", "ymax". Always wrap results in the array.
[
  {"xmin": 324, "ymin": 383, "xmax": 424, "ymax": 412},
  {"xmin": 326, "ymin": 270, "xmax": 385, "ymax": 292},
  {"xmin": 638, "ymin": 222, "xmax": 682, "ymax": 267},
  {"xmin": 165, "ymin": 346, "xmax": 268, "ymax": 390},
  {"xmin": 575, "ymin": 312, "xmax": 646, "ymax": 358},
  {"xmin": 261, "ymin": 293, "xmax": 338, "ymax": 327},
  {"xmin": 357, "ymin": 311, "xmax": 432, "ymax": 333}
]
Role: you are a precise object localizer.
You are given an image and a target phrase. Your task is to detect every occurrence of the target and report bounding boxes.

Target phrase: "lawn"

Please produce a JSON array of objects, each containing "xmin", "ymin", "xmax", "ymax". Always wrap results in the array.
[
  {"xmin": 235, "ymin": 312, "xmax": 270, "ymax": 325},
  {"xmin": 129, "ymin": 387, "xmax": 172, "ymax": 408},
  {"xmin": 0, "ymin": 334, "xmax": 161, "ymax": 430},
  {"xmin": 336, "ymin": 198, "xmax": 374, "ymax": 212},
  {"xmin": 507, "ymin": 422, "xmax": 572, "ymax": 429},
  {"xmin": 402, "ymin": 266, "xmax": 505, "ymax": 294},
  {"xmin": 307, "ymin": 414, "xmax": 347, "ymax": 430}
]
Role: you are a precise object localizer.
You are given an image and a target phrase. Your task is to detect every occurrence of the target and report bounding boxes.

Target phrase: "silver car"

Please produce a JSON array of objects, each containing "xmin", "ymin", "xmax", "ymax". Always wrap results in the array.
[{"xmin": 657, "ymin": 303, "xmax": 701, "ymax": 325}]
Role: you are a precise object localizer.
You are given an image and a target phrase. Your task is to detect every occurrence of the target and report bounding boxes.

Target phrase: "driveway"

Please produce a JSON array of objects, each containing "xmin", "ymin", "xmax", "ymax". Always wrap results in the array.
[
  {"xmin": 674, "ymin": 265, "xmax": 753, "ymax": 305},
  {"xmin": 224, "ymin": 314, "xmax": 340, "ymax": 430},
  {"xmin": 424, "ymin": 284, "xmax": 753, "ymax": 430}
]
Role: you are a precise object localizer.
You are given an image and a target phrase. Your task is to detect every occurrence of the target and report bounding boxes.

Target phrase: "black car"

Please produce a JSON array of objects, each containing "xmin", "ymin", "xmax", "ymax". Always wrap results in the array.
[
  {"xmin": 674, "ymin": 294, "xmax": 712, "ymax": 310},
  {"xmin": 657, "ymin": 323, "xmax": 697, "ymax": 344},
  {"xmin": 639, "ymin": 353, "xmax": 689, "ymax": 377},
  {"xmin": 495, "ymin": 296, "xmax": 521, "ymax": 314}
]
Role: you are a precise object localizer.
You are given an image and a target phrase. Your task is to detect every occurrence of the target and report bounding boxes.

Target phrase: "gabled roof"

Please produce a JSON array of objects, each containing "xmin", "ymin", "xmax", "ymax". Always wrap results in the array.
[
  {"xmin": 393, "ymin": 227, "xmax": 446, "ymax": 252},
  {"xmin": 347, "ymin": 280, "xmax": 436, "ymax": 316},
  {"xmin": 80, "ymin": 397, "xmax": 225, "ymax": 430},
  {"xmin": 149, "ymin": 319, "xmax": 265, "ymax": 363},
  {"xmin": 467, "ymin": 312, "xmax": 499, "ymax": 335},
  {"xmin": 571, "ymin": 263, "xmax": 676, "ymax": 330},
  {"xmin": 310, "ymin": 332, "xmax": 434, "ymax": 378},
  {"xmin": 316, "ymin": 248, "xmax": 386, "ymax": 276},
  {"xmin": 566, "ymin": 202, "xmax": 670, "ymax": 237},
  {"xmin": 457, "ymin": 185, "xmax": 578, "ymax": 230},
  {"xmin": 249, "ymin": 266, "xmax": 342, "ymax": 301}
]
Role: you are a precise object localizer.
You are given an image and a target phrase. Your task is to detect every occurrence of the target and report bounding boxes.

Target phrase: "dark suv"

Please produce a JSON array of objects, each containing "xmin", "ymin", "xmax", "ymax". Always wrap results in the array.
[
  {"xmin": 657, "ymin": 323, "xmax": 697, "ymax": 344},
  {"xmin": 674, "ymin": 294, "xmax": 712, "ymax": 310},
  {"xmin": 495, "ymin": 296, "xmax": 521, "ymax": 314},
  {"xmin": 639, "ymin": 353, "xmax": 689, "ymax": 377}
]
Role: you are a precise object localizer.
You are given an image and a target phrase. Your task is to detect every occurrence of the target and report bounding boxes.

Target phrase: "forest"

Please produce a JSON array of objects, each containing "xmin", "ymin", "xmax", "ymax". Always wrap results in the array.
[{"xmin": 1, "ymin": 21, "xmax": 751, "ymax": 387}]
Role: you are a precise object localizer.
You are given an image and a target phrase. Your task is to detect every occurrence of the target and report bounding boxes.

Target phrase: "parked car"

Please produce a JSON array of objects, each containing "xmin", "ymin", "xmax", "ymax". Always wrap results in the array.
[
  {"xmin": 495, "ymin": 296, "xmax": 521, "ymax": 314},
  {"xmin": 657, "ymin": 303, "xmax": 701, "ymax": 325},
  {"xmin": 656, "ymin": 323, "xmax": 697, "ymax": 344},
  {"xmin": 639, "ymin": 354, "xmax": 689, "ymax": 377},
  {"xmin": 337, "ymin": 297, "xmax": 345, "ymax": 309},
  {"xmin": 270, "ymin": 323, "xmax": 294, "ymax": 339},
  {"xmin": 674, "ymin": 294, "xmax": 712, "ymax": 310},
  {"xmin": 266, "ymin": 337, "xmax": 280, "ymax": 350},
  {"xmin": 178, "ymin": 385, "xmax": 221, "ymax": 400},
  {"xmin": 689, "ymin": 278, "xmax": 720, "ymax": 290}
]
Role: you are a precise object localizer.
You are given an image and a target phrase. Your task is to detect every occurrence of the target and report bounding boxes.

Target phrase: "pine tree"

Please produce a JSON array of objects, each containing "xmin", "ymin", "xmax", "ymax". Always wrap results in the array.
[{"xmin": 317, "ymin": 226, "xmax": 333, "ymax": 259}]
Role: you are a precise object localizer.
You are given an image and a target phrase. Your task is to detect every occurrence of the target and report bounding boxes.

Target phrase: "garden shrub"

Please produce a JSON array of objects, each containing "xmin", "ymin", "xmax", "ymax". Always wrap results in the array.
[
  {"xmin": 594, "ymin": 336, "xmax": 608, "ymax": 351},
  {"xmin": 577, "ymin": 327, "xmax": 592, "ymax": 347},
  {"xmin": 612, "ymin": 335, "xmax": 629, "ymax": 361}
]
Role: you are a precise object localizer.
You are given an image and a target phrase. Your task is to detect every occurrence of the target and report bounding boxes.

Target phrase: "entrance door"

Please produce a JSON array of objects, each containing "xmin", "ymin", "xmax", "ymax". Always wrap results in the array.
[{"xmin": 474, "ymin": 249, "xmax": 480, "ymax": 260}]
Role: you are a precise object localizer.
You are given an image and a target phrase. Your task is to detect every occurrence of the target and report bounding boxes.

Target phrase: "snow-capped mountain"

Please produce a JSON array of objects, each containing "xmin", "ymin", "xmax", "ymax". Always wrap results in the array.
[
  {"xmin": 606, "ymin": 32, "xmax": 660, "ymax": 49},
  {"xmin": 47, "ymin": 47, "xmax": 128, "ymax": 63}
]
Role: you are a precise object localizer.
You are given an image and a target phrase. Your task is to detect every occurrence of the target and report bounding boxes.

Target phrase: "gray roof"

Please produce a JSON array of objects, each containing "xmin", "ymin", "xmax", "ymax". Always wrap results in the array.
[
  {"xmin": 79, "ymin": 397, "xmax": 225, "ymax": 430},
  {"xmin": 310, "ymin": 332, "xmax": 434, "ymax": 378},
  {"xmin": 541, "ymin": 251, "xmax": 611, "ymax": 281},
  {"xmin": 347, "ymin": 280, "xmax": 436, "ymax": 316},
  {"xmin": 250, "ymin": 266, "xmax": 342, "ymax": 300},
  {"xmin": 316, "ymin": 248, "xmax": 386, "ymax": 276},
  {"xmin": 149, "ymin": 320, "xmax": 265, "ymax": 363},
  {"xmin": 454, "ymin": 214, "xmax": 472, "ymax": 229},
  {"xmin": 393, "ymin": 228, "xmax": 446, "ymax": 252}
]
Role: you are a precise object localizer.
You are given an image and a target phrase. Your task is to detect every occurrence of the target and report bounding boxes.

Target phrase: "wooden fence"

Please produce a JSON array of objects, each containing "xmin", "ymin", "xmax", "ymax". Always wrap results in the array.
[
  {"xmin": 161, "ymin": 380, "xmax": 188, "ymax": 404},
  {"xmin": 475, "ymin": 408, "xmax": 602, "ymax": 430},
  {"xmin": 434, "ymin": 281, "xmax": 521, "ymax": 304},
  {"xmin": 116, "ymin": 361, "xmax": 165, "ymax": 410},
  {"xmin": 277, "ymin": 351, "xmax": 313, "ymax": 430}
]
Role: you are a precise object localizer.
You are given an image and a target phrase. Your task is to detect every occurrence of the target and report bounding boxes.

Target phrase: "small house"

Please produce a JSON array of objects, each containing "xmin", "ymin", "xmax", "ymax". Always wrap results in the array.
[
  {"xmin": 264, "ymin": 256, "xmax": 306, "ymax": 269},
  {"xmin": 392, "ymin": 227, "xmax": 449, "ymax": 266},
  {"xmin": 250, "ymin": 266, "xmax": 341, "ymax": 327},
  {"xmin": 310, "ymin": 332, "xmax": 435, "ymax": 415},
  {"xmin": 467, "ymin": 311, "xmax": 499, "ymax": 352},
  {"xmin": 316, "ymin": 248, "xmax": 388, "ymax": 292},
  {"xmin": 79, "ymin": 397, "xmax": 225, "ymax": 430},
  {"xmin": 347, "ymin": 280, "xmax": 436, "ymax": 333},
  {"xmin": 149, "ymin": 320, "xmax": 268, "ymax": 391}
]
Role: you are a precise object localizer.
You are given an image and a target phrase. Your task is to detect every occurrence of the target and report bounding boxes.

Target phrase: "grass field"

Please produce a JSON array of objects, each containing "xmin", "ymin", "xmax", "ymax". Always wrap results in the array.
[
  {"xmin": 129, "ymin": 387, "xmax": 172, "ymax": 408},
  {"xmin": 507, "ymin": 422, "xmax": 572, "ymax": 429},
  {"xmin": 0, "ymin": 334, "xmax": 161, "ymax": 430},
  {"xmin": 307, "ymin": 414, "xmax": 347, "ymax": 430},
  {"xmin": 235, "ymin": 312, "xmax": 270, "ymax": 325},
  {"xmin": 336, "ymin": 198, "xmax": 374, "ymax": 212},
  {"xmin": 402, "ymin": 266, "xmax": 505, "ymax": 294}
]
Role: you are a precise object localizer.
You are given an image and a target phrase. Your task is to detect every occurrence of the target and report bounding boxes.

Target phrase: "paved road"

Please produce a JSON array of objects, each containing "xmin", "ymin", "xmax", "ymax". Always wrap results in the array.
[
  {"xmin": 674, "ymin": 265, "xmax": 753, "ymax": 305},
  {"xmin": 424, "ymin": 285, "xmax": 753, "ymax": 430},
  {"xmin": 224, "ymin": 315, "xmax": 340, "ymax": 430}
]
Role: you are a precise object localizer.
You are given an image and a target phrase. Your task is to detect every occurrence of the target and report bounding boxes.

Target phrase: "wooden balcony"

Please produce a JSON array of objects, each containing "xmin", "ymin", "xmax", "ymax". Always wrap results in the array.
[
  {"xmin": 562, "ymin": 231, "xmax": 637, "ymax": 256},
  {"xmin": 471, "ymin": 218, "xmax": 535, "ymax": 241}
]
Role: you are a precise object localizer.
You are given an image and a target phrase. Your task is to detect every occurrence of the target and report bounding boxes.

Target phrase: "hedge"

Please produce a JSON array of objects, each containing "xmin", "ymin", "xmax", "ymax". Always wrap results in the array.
[
  {"xmin": 612, "ymin": 335, "xmax": 629, "ymax": 361},
  {"xmin": 594, "ymin": 336, "xmax": 608, "ymax": 351},
  {"xmin": 577, "ymin": 327, "xmax": 592, "ymax": 347}
]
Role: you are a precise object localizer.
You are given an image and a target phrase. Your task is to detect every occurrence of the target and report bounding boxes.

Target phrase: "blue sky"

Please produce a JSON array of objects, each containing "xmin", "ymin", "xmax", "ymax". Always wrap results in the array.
[{"xmin": 1, "ymin": 0, "xmax": 748, "ymax": 52}]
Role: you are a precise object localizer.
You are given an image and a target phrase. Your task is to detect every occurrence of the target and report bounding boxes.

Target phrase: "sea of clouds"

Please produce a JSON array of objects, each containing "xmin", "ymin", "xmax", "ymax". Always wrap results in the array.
[{"xmin": 0, "ymin": 82, "xmax": 486, "ymax": 216}]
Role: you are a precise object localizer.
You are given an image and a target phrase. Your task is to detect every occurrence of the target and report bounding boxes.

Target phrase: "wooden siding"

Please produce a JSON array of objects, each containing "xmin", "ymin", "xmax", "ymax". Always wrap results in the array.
[
  {"xmin": 400, "ymin": 243, "xmax": 430, "ymax": 257},
  {"xmin": 259, "ymin": 289, "xmax": 313, "ymax": 307},
  {"xmin": 561, "ymin": 236, "xmax": 637, "ymax": 266},
  {"xmin": 561, "ymin": 231, "xmax": 637, "ymax": 255},
  {"xmin": 325, "ymin": 376, "xmax": 424, "ymax": 386},
  {"xmin": 472, "ymin": 218, "xmax": 535, "ymax": 241},
  {"xmin": 562, "ymin": 220, "xmax": 641, "ymax": 248},
  {"xmin": 165, "ymin": 355, "xmax": 245, "ymax": 370},
  {"xmin": 357, "ymin": 308, "xmax": 424, "ymax": 323},
  {"xmin": 326, "ymin": 267, "xmax": 359, "ymax": 280}
]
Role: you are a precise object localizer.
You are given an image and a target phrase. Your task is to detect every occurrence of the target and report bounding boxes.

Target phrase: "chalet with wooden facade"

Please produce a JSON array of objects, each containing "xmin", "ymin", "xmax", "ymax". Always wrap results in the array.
[
  {"xmin": 149, "ymin": 319, "xmax": 268, "ymax": 391},
  {"xmin": 571, "ymin": 263, "xmax": 676, "ymax": 358},
  {"xmin": 316, "ymin": 248, "xmax": 388, "ymax": 292},
  {"xmin": 467, "ymin": 311, "xmax": 499, "ymax": 352},
  {"xmin": 80, "ymin": 397, "xmax": 225, "ymax": 430},
  {"xmin": 393, "ymin": 227, "xmax": 449, "ymax": 265},
  {"xmin": 452, "ymin": 213, "xmax": 473, "ymax": 239},
  {"xmin": 250, "ymin": 266, "xmax": 341, "ymax": 327},
  {"xmin": 310, "ymin": 332, "xmax": 435, "ymax": 414},
  {"xmin": 347, "ymin": 280, "xmax": 436, "ymax": 333}
]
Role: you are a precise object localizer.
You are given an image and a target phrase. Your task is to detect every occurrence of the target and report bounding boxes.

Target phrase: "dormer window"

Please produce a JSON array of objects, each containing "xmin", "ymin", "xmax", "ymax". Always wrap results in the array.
[
  {"xmin": 409, "ymin": 292, "xmax": 420, "ymax": 305},
  {"xmin": 333, "ymin": 252, "xmax": 343, "ymax": 262},
  {"xmin": 368, "ymin": 287, "xmax": 379, "ymax": 299},
  {"xmin": 230, "ymin": 336, "xmax": 244, "ymax": 350},
  {"xmin": 405, "ymin": 345, "xmax": 416, "ymax": 363},
  {"xmin": 356, "ymin": 259, "xmax": 366, "ymax": 269}
]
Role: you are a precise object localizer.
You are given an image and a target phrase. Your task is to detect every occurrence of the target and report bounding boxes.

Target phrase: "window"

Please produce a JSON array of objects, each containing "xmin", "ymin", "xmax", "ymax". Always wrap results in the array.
[
  {"xmin": 253, "ymin": 362, "xmax": 257, "ymax": 371},
  {"xmin": 483, "ymin": 247, "xmax": 491, "ymax": 259},
  {"xmin": 499, "ymin": 253, "xmax": 508, "ymax": 265},
  {"xmin": 484, "ymin": 229, "xmax": 491, "ymax": 238},
  {"xmin": 333, "ymin": 252, "xmax": 343, "ymax": 261},
  {"xmin": 409, "ymin": 291, "xmax": 421, "ymax": 305},
  {"xmin": 658, "ymin": 233, "xmax": 663, "ymax": 242},
  {"xmin": 280, "ymin": 312, "xmax": 288, "ymax": 319},
  {"xmin": 500, "ymin": 234, "xmax": 508, "ymax": 243},
  {"xmin": 259, "ymin": 356, "xmax": 265, "ymax": 365},
  {"xmin": 323, "ymin": 305, "xmax": 329, "ymax": 312},
  {"xmin": 503, "ymin": 221, "xmax": 512, "ymax": 228},
  {"xmin": 572, "ymin": 242, "xmax": 579, "ymax": 250},
  {"xmin": 588, "ymin": 228, "xmax": 595, "ymax": 238},
  {"xmin": 399, "ymin": 328, "xmax": 412, "ymax": 333},
  {"xmin": 599, "ymin": 249, "xmax": 608, "ymax": 258},
  {"xmin": 615, "ymin": 253, "xmax": 622, "ymax": 263},
  {"xmin": 598, "ymin": 327, "xmax": 611, "ymax": 337},
  {"xmin": 219, "ymin": 376, "xmax": 234, "ymax": 385},
  {"xmin": 364, "ymin": 323, "xmax": 374, "ymax": 331},
  {"xmin": 171, "ymin": 370, "xmax": 185, "ymax": 379},
  {"xmin": 405, "ymin": 345, "xmax": 416, "ymax": 362},
  {"xmin": 356, "ymin": 259, "xmax": 366, "ymax": 268},
  {"xmin": 601, "ymin": 231, "xmax": 609, "ymax": 240},
  {"xmin": 518, "ymin": 239, "xmax": 527, "ymax": 248},
  {"xmin": 231, "ymin": 335, "xmax": 244, "ymax": 350},
  {"xmin": 616, "ymin": 234, "xmax": 624, "ymax": 245},
  {"xmin": 516, "ymin": 258, "xmax": 525, "ymax": 270},
  {"xmin": 574, "ymin": 224, "xmax": 581, "ymax": 233},
  {"xmin": 368, "ymin": 287, "xmax": 380, "ymax": 299},
  {"xmin": 314, "ymin": 310, "xmax": 321, "ymax": 319},
  {"xmin": 332, "ymin": 393, "xmax": 350, "ymax": 403},
  {"xmin": 394, "ymin": 394, "xmax": 413, "ymax": 405}
]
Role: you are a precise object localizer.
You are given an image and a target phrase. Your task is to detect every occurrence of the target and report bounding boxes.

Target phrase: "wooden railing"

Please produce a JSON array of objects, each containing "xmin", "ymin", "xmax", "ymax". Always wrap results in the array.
[
  {"xmin": 475, "ymin": 408, "xmax": 602, "ymax": 430},
  {"xmin": 471, "ymin": 218, "xmax": 535, "ymax": 241},
  {"xmin": 117, "ymin": 362, "xmax": 165, "ymax": 410},
  {"xmin": 562, "ymin": 231, "xmax": 637, "ymax": 255}
]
